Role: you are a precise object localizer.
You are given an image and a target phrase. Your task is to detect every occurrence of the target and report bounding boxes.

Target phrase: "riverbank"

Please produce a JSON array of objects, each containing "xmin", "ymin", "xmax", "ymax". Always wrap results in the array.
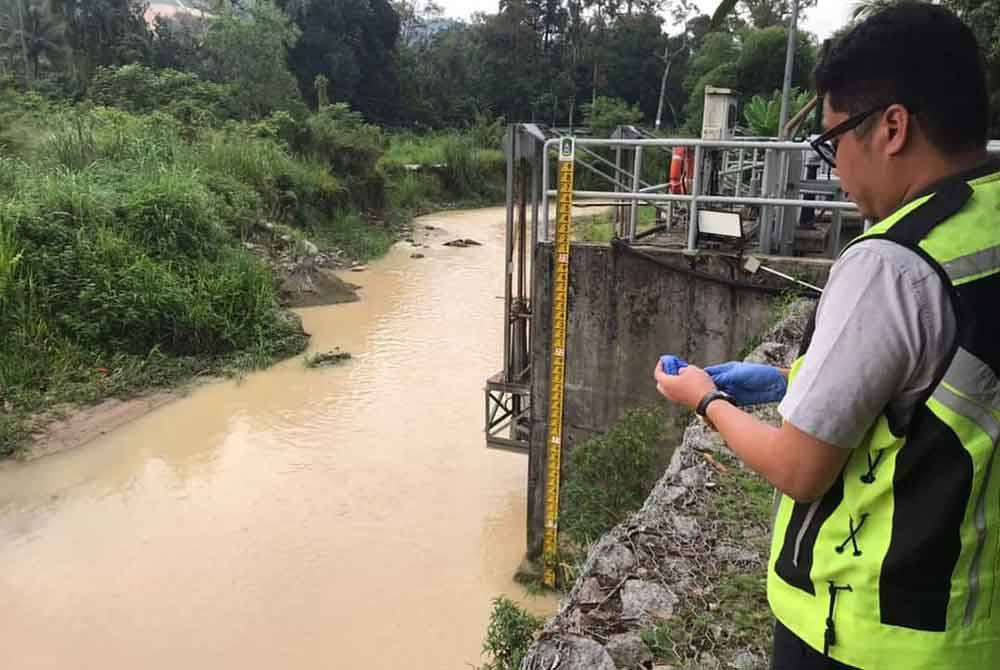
[
  {"xmin": 5, "ymin": 214, "xmax": 470, "ymax": 462},
  {"xmin": 521, "ymin": 299, "xmax": 813, "ymax": 670},
  {"xmin": 4, "ymin": 195, "xmax": 617, "ymax": 463},
  {"xmin": 0, "ymin": 84, "xmax": 506, "ymax": 458},
  {"xmin": 0, "ymin": 205, "xmax": 556, "ymax": 670}
]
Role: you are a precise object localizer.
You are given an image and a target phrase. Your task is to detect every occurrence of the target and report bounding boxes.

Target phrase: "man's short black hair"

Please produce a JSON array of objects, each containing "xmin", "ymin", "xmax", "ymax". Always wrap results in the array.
[{"xmin": 814, "ymin": 1, "xmax": 989, "ymax": 153}]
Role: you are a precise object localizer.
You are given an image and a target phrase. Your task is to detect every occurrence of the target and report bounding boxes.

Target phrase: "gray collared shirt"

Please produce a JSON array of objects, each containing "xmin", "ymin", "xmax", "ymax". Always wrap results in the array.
[{"xmin": 778, "ymin": 238, "xmax": 957, "ymax": 448}]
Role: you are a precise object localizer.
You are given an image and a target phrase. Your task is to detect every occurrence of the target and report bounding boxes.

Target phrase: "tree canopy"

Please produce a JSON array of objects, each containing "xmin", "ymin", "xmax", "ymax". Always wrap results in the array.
[{"xmin": 1, "ymin": 0, "xmax": 998, "ymax": 136}]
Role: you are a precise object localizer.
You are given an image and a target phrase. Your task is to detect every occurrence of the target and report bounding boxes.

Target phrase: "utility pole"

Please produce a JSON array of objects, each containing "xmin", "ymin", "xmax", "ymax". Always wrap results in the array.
[
  {"xmin": 654, "ymin": 38, "xmax": 685, "ymax": 132},
  {"xmin": 777, "ymin": 0, "xmax": 800, "ymax": 138}
]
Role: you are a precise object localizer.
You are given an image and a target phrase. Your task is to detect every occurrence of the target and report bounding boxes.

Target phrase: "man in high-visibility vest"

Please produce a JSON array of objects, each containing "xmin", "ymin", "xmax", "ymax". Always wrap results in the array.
[{"xmin": 655, "ymin": 3, "xmax": 1000, "ymax": 668}]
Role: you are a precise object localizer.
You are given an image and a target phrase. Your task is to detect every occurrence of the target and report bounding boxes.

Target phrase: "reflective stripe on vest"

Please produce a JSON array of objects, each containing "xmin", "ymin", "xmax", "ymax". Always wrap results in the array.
[{"xmin": 767, "ymin": 167, "xmax": 1000, "ymax": 670}]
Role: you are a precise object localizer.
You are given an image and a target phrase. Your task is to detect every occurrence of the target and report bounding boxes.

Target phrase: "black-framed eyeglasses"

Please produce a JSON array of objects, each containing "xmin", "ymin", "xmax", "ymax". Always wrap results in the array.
[{"xmin": 809, "ymin": 105, "xmax": 887, "ymax": 169}]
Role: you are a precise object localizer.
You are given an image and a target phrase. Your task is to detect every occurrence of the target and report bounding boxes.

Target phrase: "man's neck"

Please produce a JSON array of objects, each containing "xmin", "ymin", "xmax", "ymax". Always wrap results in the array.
[{"xmin": 900, "ymin": 148, "xmax": 993, "ymax": 205}]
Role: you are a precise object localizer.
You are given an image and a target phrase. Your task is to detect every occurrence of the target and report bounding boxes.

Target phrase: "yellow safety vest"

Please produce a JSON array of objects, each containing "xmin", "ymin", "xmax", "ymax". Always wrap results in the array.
[{"xmin": 768, "ymin": 166, "xmax": 1000, "ymax": 669}]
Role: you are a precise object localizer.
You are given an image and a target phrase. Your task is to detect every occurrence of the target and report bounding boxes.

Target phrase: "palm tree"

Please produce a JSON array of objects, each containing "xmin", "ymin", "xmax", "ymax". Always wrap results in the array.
[{"xmin": 710, "ymin": 0, "xmax": 739, "ymax": 31}]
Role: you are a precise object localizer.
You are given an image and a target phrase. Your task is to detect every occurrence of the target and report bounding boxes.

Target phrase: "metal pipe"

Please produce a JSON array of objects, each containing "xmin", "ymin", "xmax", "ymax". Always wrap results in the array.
[
  {"xmin": 554, "ymin": 136, "xmax": 1000, "ymax": 153},
  {"xmin": 542, "ymin": 139, "xmax": 556, "ymax": 240},
  {"xmin": 546, "ymin": 190, "xmax": 858, "ymax": 209},
  {"xmin": 735, "ymin": 147, "xmax": 745, "ymax": 198},
  {"xmin": 777, "ymin": 0, "xmax": 801, "ymax": 138},
  {"xmin": 759, "ymin": 265, "xmax": 823, "ymax": 293},
  {"xmin": 518, "ymin": 161, "xmax": 528, "ymax": 303},
  {"xmin": 614, "ymin": 144, "xmax": 623, "ymax": 230},
  {"xmin": 503, "ymin": 129, "xmax": 516, "ymax": 383},
  {"xmin": 576, "ymin": 156, "xmax": 634, "ymax": 193},
  {"xmin": 687, "ymin": 145, "xmax": 703, "ymax": 251},
  {"xmin": 580, "ymin": 143, "xmax": 643, "ymax": 181},
  {"xmin": 571, "ymin": 138, "xmax": 812, "ymax": 150},
  {"xmin": 638, "ymin": 182, "xmax": 671, "ymax": 193},
  {"xmin": 829, "ymin": 207, "xmax": 843, "ymax": 258},
  {"xmin": 629, "ymin": 146, "xmax": 643, "ymax": 240},
  {"xmin": 531, "ymin": 142, "xmax": 541, "ymax": 249}
]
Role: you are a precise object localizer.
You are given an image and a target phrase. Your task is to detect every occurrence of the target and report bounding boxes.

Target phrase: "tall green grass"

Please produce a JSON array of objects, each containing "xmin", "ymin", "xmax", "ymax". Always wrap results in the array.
[
  {"xmin": 382, "ymin": 130, "xmax": 505, "ymax": 208},
  {"xmin": 0, "ymin": 89, "xmax": 503, "ymax": 455},
  {"xmin": 0, "ymin": 102, "xmax": 352, "ymax": 454}
]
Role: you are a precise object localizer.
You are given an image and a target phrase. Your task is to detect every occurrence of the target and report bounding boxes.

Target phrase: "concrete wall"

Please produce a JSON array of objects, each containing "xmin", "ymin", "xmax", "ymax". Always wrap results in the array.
[{"xmin": 526, "ymin": 243, "xmax": 831, "ymax": 559}]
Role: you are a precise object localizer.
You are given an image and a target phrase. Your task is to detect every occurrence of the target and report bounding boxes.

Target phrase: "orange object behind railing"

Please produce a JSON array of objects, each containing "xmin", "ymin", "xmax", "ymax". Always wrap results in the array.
[{"xmin": 669, "ymin": 147, "xmax": 694, "ymax": 194}]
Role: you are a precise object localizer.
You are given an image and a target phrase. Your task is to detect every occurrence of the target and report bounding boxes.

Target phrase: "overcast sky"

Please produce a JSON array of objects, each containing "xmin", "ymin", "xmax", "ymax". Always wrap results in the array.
[{"xmin": 433, "ymin": 0, "xmax": 852, "ymax": 40}]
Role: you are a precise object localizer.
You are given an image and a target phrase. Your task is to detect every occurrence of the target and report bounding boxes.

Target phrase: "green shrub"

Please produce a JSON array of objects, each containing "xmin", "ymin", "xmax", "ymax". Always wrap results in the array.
[
  {"xmin": 304, "ymin": 103, "xmax": 384, "ymax": 174},
  {"xmin": 248, "ymin": 110, "xmax": 306, "ymax": 148},
  {"xmin": 560, "ymin": 407, "xmax": 670, "ymax": 544},
  {"xmin": 443, "ymin": 136, "xmax": 504, "ymax": 202},
  {"xmin": 482, "ymin": 597, "xmax": 543, "ymax": 670},
  {"xmin": 0, "ymin": 100, "xmax": 417, "ymax": 454},
  {"xmin": 440, "ymin": 134, "xmax": 482, "ymax": 196},
  {"xmin": 380, "ymin": 131, "xmax": 446, "ymax": 169},
  {"xmin": 388, "ymin": 172, "xmax": 442, "ymax": 211},
  {"xmin": 309, "ymin": 210, "xmax": 394, "ymax": 261},
  {"xmin": 39, "ymin": 108, "xmax": 182, "ymax": 170},
  {"xmin": 117, "ymin": 168, "xmax": 225, "ymax": 261},
  {"xmin": 743, "ymin": 88, "xmax": 813, "ymax": 137},
  {"xmin": 197, "ymin": 128, "xmax": 347, "ymax": 218},
  {"xmin": 381, "ymin": 129, "xmax": 504, "ymax": 208},
  {"xmin": 583, "ymin": 96, "xmax": 644, "ymax": 136},
  {"xmin": 0, "ymin": 219, "xmax": 23, "ymax": 317},
  {"xmin": 89, "ymin": 64, "xmax": 241, "ymax": 121},
  {"xmin": 28, "ymin": 169, "xmax": 114, "ymax": 227},
  {"xmin": 0, "ymin": 155, "xmax": 18, "ymax": 192}
]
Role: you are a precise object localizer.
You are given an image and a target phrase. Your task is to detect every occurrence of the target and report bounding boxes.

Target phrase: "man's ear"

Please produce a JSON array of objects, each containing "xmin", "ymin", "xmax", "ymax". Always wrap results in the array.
[{"xmin": 883, "ymin": 104, "xmax": 912, "ymax": 156}]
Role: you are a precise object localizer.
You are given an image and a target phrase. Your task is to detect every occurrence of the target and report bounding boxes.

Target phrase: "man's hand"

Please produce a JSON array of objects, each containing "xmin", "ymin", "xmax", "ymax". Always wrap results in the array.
[
  {"xmin": 704, "ymin": 361, "xmax": 788, "ymax": 407},
  {"xmin": 653, "ymin": 359, "xmax": 716, "ymax": 410},
  {"xmin": 654, "ymin": 356, "xmax": 850, "ymax": 502}
]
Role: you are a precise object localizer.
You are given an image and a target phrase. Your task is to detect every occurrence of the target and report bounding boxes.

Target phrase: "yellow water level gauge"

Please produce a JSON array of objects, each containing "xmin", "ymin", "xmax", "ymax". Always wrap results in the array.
[{"xmin": 542, "ymin": 137, "xmax": 575, "ymax": 587}]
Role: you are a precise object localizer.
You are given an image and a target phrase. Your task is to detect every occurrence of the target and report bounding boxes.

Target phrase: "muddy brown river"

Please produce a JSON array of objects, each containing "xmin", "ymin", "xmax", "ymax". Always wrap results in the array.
[{"xmin": 0, "ymin": 208, "xmax": 556, "ymax": 669}]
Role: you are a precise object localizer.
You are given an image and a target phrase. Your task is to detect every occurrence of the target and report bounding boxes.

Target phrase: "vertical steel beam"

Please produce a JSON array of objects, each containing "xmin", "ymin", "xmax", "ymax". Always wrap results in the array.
[
  {"xmin": 686, "ymin": 145, "xmax": 703, "ymax": 251},
  {"xmin": 504, "ymin": 126, "xmax": 515, "ymax": 383},
  {"xmin": 777, "ymin": 0, "xmax": 801, "ymax": 137},
  {"xmin": 629, "ymin": 146, "xmax": 643, "ymax": 240}
]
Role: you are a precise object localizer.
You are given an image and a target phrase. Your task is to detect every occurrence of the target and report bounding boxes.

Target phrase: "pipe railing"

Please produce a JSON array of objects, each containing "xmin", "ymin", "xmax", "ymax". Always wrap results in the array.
[
  {"xmin": 541, "ymin": 137, "xmax": 854, "ymax": 253},
  {"xmin": 541, "ymin": 136, "xmax": 1000, "ymax": 254}
]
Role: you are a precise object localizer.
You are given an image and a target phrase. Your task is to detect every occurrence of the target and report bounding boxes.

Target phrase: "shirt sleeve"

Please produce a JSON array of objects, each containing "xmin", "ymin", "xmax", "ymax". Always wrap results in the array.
[{"xmin": 778, "ymin": 240, "xmax": 952, "ymax": 449}]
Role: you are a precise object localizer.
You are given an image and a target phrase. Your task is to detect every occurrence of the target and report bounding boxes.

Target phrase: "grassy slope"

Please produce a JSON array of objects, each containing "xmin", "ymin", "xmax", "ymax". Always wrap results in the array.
[{"xmin": 0, "ymin": 97, "xmax": 504, "ymax": 457}]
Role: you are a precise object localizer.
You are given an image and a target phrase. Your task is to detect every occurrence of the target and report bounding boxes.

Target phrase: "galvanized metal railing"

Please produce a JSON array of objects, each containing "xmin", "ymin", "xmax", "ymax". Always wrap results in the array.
[{"xmin": 541, "ymin": 137, "xmax": 1000, "ymax": 256}]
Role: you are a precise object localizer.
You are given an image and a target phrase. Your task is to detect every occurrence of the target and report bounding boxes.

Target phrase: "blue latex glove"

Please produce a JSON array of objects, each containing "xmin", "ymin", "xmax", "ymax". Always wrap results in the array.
[
  {"xmin": 704, "ymin": 361, "xmax": 787, "ymax": 407},
  {"xmin": 658, "ymin": 355, "xmax": 689, "ymax": 376}
]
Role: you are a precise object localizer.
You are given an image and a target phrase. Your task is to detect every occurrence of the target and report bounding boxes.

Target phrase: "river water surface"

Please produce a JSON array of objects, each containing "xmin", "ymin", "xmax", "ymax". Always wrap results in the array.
[{"xmin": 0, "ymin": 208, "xmax": 555, "ymax": 669}]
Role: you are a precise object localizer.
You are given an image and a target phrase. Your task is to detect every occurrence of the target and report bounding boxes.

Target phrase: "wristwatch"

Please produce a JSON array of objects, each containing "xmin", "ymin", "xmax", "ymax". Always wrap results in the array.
[{"xmin": 697, "ymin": 390, "xmax": 734, "ymax": 419}]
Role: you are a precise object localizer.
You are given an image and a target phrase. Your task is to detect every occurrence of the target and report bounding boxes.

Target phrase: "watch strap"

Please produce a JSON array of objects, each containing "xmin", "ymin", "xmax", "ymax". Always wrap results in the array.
[{"xmin": 697, "ymin": 390, "xmax": 733, "ymax": 417}]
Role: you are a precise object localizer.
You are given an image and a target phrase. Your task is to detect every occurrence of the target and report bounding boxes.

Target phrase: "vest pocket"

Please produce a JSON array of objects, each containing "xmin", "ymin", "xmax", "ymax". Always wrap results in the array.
[{"xmin": 879, "ymin": 404, "xmax": 971, "ymax": 631}]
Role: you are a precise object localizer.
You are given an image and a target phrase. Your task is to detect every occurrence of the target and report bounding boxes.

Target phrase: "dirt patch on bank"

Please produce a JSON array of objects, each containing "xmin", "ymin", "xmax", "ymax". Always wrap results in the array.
[
  {"xmin": 280, "ymin": 267, "xmax": 362, "ymax": 308},
  {"xmin": 16, "ymin": 393, "xmax": 180, "ymax": 463}
]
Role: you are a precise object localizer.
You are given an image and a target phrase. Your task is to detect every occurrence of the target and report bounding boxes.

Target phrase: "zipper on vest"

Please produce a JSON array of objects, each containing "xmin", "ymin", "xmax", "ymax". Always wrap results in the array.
[{"xmin": 824, "ymin": 581, "xmax": 853, "ymax": 656}]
